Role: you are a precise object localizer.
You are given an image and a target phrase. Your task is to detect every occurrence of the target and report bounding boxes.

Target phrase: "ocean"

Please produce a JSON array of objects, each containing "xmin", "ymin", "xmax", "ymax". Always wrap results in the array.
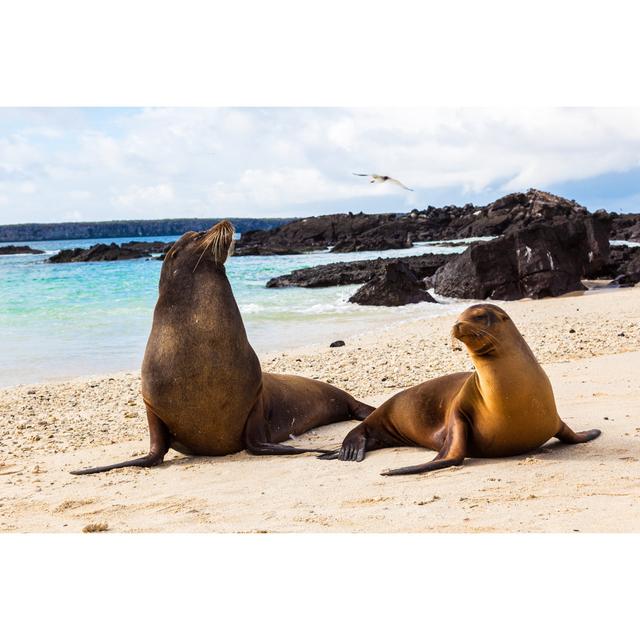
[{"xmin": 0, "ymin": 236, "xmax": 479, "ymax": 388}]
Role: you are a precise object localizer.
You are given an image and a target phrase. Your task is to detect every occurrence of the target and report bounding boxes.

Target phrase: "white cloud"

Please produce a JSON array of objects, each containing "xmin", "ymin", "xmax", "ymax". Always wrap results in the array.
[
  {"xmin": 62, "ymin": 210, "xmax": 84, "ymax": 221},
  {"xmin": 69, "ymin": 189, "xmax": 91, "ymax": 200},
  {"xmin": 113, "ymin": 183, "xmax": 175, "ymax": 208},
  {"xmin": 2, "ymin": 107, "xmax": 640, "ymax": 223},
  {"xmin": 17, "ymin": 181, "xmax": 36, "ymax": 194}
]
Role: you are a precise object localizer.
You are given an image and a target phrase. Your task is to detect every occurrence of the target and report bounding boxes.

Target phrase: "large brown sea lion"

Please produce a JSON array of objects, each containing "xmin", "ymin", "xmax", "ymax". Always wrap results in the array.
[
  {"xmin": 320, "ymin": 303, "xmax": 601, "ymax": 475},
  {"xmin": 72, "ymin": 221, "xmax": 373, "ymax": 475}
]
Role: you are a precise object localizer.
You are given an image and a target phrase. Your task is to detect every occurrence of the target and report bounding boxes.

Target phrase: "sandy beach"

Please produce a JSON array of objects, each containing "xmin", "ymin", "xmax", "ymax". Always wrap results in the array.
[{"xmin": 1, "ymin": 285, "xmax": 639, "ymax": 533}]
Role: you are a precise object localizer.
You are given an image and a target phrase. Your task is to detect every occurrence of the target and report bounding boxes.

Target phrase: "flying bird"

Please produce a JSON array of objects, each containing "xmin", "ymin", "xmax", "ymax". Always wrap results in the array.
[{"xmin": 353, "ymin": 173, "xmax": 414, "ymax": 191}]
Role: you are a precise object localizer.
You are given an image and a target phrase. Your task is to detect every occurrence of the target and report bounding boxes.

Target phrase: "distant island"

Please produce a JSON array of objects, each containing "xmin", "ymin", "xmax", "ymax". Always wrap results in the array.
[{"xmin": 0, "ymin": 217, "xmax": 297, "ymax": 243}]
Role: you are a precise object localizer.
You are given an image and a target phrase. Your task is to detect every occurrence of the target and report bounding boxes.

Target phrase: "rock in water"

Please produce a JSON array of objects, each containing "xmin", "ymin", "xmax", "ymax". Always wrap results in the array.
[
  {"xmin": 349, "ymin": 262, "xmax": 437, "ymax": 306},
  {"xmin": 0, "ymin": 245, "xmax": 45, "ymax": 255},
  {"xmin": 266, "ymin": 254, "xmax": 451, "ymax": 289},
  {"xmin": 48, "ymin": 241, "xmax": 172, "ymax": 263},
  {"xmin": 330, "ymin": 340, "xmax": 346, "ymax": 348},
  {"xmin": 433, "ymin": 221, "xmax": 590, "ymax": 300}
]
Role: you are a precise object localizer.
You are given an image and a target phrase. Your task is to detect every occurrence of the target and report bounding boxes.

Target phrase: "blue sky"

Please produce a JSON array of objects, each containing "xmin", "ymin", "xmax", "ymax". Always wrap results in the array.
[{"xmin": 1, "ymin": 107, "xmax": 640, "ymax": 224}]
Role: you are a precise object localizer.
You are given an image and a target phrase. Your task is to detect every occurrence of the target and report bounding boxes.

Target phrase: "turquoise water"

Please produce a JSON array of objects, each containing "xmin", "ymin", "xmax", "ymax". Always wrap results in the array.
[{"xmin": 0, "ymin": 236, "xmax": 473, "ymax": 387}]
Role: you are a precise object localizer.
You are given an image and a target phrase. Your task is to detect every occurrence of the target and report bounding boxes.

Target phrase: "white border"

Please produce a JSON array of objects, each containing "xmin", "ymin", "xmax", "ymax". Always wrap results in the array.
[
  {"xmin": 2, "ymin": 534, "xmax": 638, "ymax": 638},
  {"xmin": 2, "ymin": 2, "xmax": 639, "ymax": 637},
  {"xmin": 1, "ymin": 1, "xmax": 640, "ymax": 106}
]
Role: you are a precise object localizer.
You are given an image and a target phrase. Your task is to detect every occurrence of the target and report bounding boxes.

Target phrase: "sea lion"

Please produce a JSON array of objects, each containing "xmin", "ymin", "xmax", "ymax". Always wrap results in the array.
[
  {"xmin": 72, "ymin": 220, "xmax": 373, "ymax": 475},
  {"xmin": 320, "ymin": 303, "xmax": 601, "ymax": 475}
]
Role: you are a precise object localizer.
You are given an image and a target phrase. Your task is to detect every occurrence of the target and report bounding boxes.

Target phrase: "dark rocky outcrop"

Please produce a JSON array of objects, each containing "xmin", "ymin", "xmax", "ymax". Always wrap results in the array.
[
  {"xmin": 610, "ymin": 213, "xmax": 640, "ymax": 243},
  {"xmin": 611, "ymin": 250, "xmax": 640, "ymax": 286},
  {"xmin": 266, "ymin": 253, "xmax": 453, "ymax": 288},
  {"xmin": 235, "ymin": 189, "xmax": 620, "ymax": 257},
  {"xmin": 330, "ymin": 225, "xmax": 413, "ymax": 252},
  {"xmin": 582, "ymin": 213, "xmax": 612, "ymax": 277},
  {"xmin": 233, "ymin": 245, "xmax": 304, "ymax": 256},
  {"xmin": 234, "ymin": 212, "xmax": 396, "ymax": 255},
  {"xmin": 349, "ymin": 262, "xmax": 437, "ymax": 306},
  {"xmin": 597, "ymin": 245, "xmax": 640, "ymax": 286},
  {"xmin": 433, "ymin": 221, "xmax": 591, "ymax": 300},
  {"xmin": 0, "ymin": 244, "xmax": 44, "ymax": 255},
  {"xmin": 49, "ymin": 241, "xmax": 173, "ymax": 263},
  {"xmin": 581, "ymin": 243, "xmax": 640, "ymax": 281}
]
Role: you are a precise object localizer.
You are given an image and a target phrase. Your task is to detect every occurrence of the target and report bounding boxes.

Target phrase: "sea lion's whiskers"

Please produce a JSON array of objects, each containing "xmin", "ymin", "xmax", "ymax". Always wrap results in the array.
[
  {"xmin": 192, "ymin": 242, "xmax": 212, "ymax": 273},
  {"xmin": 193, "ymin": 220, "xmax": 235, "ymax": 272},
  {"xmin": 471, "ymin": 326, "xmax": 500, "ymax": 350},
  {"xmin": 452, "ymin": 320, "xmax": 500, "ymax": 352}
]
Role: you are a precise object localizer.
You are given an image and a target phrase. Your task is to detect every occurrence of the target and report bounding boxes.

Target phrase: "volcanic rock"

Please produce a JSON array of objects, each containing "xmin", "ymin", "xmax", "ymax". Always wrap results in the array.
[
  {"xmin": 235, "ymin": 212, "xmax": 395, "ymax": 255},
  {"xmin": 349, "ymin": 262, "xmax": 437, "ymax": 306},
  {"xmin": 0, "ymin": 245, "xmax": 44, "ymax": 255},
  {"xmin": 266, "ymin": 253, "xmax": 452, "ymax": 288},
  {"xmin": 433, "ymin": 221, "xmax": 591, "ymax": 300},
  {"xmin": 48, "ymin": 241, "xmax": 172, "ymax": 263}
]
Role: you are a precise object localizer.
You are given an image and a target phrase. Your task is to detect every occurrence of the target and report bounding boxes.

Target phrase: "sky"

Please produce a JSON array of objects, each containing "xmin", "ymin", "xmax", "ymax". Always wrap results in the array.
[{"xmin": 1, "ymin": 107, "xmax": 640, "ymax": 225}]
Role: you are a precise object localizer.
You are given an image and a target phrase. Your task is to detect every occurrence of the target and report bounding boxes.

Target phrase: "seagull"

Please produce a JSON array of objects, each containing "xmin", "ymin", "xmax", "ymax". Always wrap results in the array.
[{"xmin": 353, "ymin": 173, "xmax": 414, "ymax": 191}]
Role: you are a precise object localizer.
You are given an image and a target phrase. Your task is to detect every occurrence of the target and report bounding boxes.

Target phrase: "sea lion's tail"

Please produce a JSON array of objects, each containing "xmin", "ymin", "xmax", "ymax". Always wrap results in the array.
[{"xmin": 200, "ymin": 219, "xmax": 235, "ymax": 265}]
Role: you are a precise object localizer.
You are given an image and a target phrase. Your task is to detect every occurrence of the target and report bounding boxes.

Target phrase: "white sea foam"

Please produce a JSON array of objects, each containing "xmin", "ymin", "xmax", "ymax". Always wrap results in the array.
[
  {"xmin": 611, "ymin": 239, "xmax": 640, "ymax": 247},
  {"xmin": 239, "ymin": 303, "xmax": 262, "ymax": 314}
]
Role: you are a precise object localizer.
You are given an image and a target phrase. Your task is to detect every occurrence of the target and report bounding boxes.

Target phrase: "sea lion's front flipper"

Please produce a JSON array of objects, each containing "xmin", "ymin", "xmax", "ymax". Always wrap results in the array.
[
  {"xmin": 70, "ymin": 406, "xmax": 170, "ymax": 475},
  {"xmin": 554, "ymin": 421, "xmax": 602, "ymax": 444},
  {"xmin": 318, "ymin": 424, "xmax": 368, "ymax": 462},
  {"xmin": 381, "ymin": 412, "xmax": 468, "ymax": 477}
]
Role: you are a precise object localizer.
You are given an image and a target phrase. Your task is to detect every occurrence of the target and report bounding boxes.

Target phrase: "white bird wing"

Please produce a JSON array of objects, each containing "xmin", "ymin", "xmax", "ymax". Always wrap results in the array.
[
  {"xmin": 386, "ymin": 177, "xmax": 413, "ymax": 191},
  {"xmin": 352, "ymin": 173, "xmax": 370, "ymax": 177}
]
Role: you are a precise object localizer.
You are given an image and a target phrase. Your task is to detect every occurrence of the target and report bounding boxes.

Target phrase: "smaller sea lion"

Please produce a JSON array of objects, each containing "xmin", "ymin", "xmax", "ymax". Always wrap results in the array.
[{"xmin": 320, "ymin": 303, "xmax": 601, "ymax": 475}]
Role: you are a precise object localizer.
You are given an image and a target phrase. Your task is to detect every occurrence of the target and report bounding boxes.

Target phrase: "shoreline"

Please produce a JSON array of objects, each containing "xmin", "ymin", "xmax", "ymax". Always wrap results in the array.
[
  {"xmin": 1, "ymin": 281, "xmax": 632, "ymax": 393},
  {"xmin": 1, "ymin": 285, "xmax": 639, "ymax": 532}
]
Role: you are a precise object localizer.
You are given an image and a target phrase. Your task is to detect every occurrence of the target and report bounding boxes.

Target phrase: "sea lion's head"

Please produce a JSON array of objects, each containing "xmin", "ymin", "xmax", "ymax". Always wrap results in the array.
[
  {"xmin": 157, "ymin": 220, "xmax": 236, "ymax": 302},
  {"xmin": 162, "ymin": 219, "xmax": 235, "ymax": 273},
  {"xmin": 452, "ymin": 303, "xmax": 513, "ymax": 357}
]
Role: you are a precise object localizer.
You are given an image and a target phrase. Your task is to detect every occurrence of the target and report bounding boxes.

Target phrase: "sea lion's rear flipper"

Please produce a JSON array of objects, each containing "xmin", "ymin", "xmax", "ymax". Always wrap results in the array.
[
  {"xmin": 243, "ymin": 395, "xmax": 334, "ymax": 455},
  {"xmin": 245, "ymin": 441, "xmax": 334, "ymax": 456},
  {"xmin": 382, "ymin": 412, "xmax": 468, "ymax": 477},
  {"xmin": 317, "ymin": 450, "xmax": 340, "ymax": 460},
  {"xmin": 554, "ymin": 422, "xmax": 602, "ymax": 444},
  {"xmin": 70, "ymin": 406, "xmax": 170, "ymax": 475}
]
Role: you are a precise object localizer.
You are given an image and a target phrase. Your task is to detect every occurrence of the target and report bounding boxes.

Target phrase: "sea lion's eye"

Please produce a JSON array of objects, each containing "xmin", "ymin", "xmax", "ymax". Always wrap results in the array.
[{"xmin": 476, "ymin": 310, "xmax": 495, "ymax": 325}]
